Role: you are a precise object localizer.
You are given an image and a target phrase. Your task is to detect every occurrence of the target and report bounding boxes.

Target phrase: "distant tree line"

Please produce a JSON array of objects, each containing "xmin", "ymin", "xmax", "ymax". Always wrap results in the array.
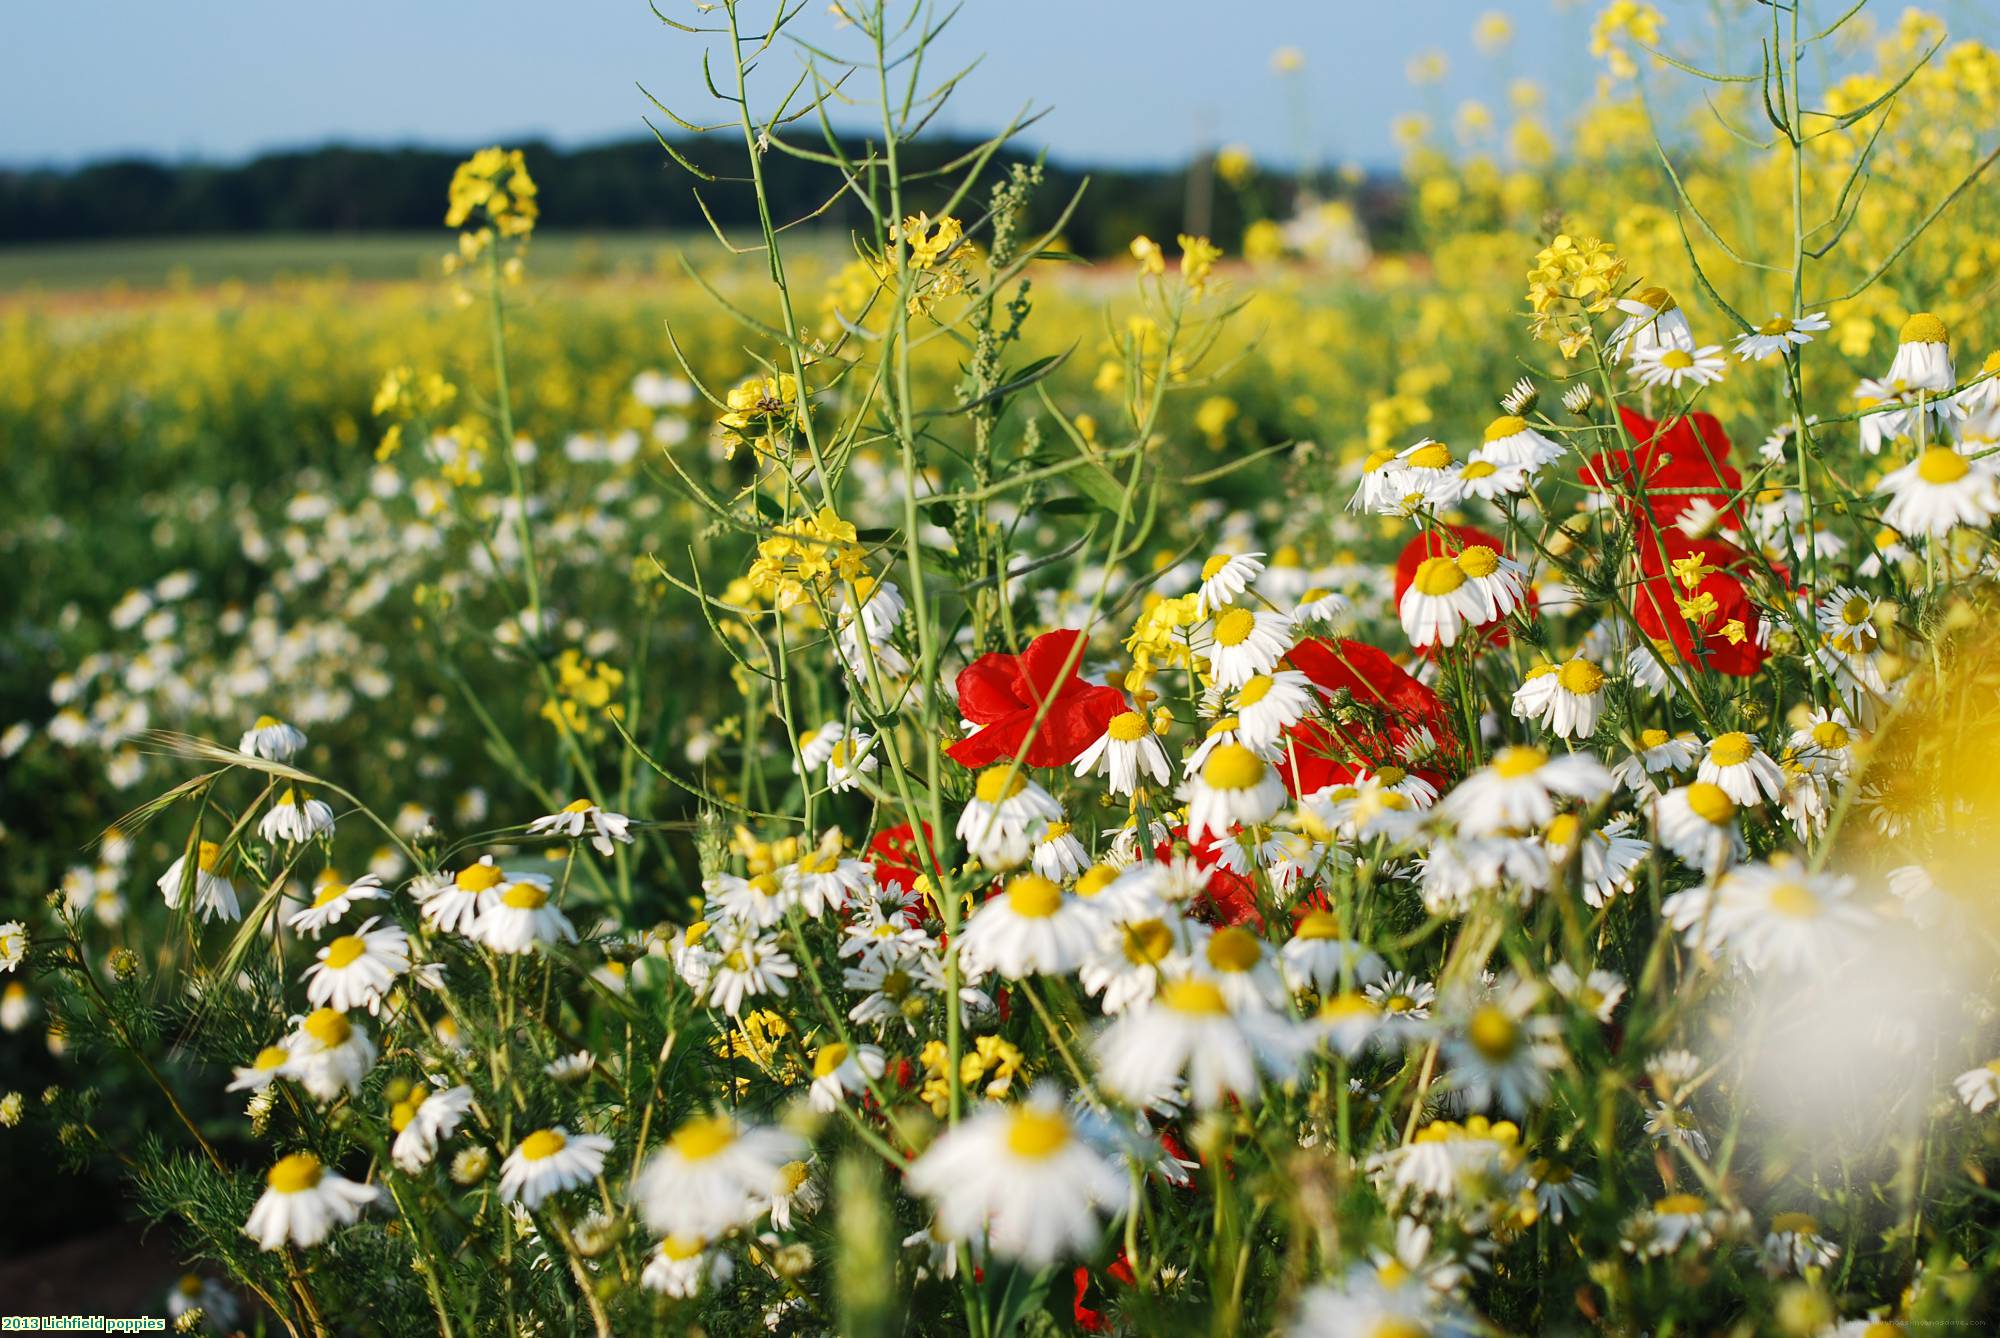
[{"xmin": 0, "ymin": 136, "xmax": 1409, "ymax": 256}]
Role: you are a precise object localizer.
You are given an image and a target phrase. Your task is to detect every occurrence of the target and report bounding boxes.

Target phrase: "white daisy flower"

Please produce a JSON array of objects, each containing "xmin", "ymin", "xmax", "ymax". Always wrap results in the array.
[
  {"xmin": 635, "ymin": 1112, "xmax": 805, "ymax": 1239},
  {"xmin": 227, "ymin": 1043, "xmax": 295, "ymax": 1093},
  {"xmin": 1705, "ymin": 859, "xmax": 1875, "ymax": 972},
  {"xmin": 826, "ymin": 731, "xmax": 879, "ymax": 793},
  {"xmin": 1280, "ymin": 908, "xmax": 1385, "ymax": 995},
  {"xmin": 782, "ymin": 838, "xmax": 875, "ymax": 918},
  {"xmin": 1548, "ymin": 962, "xmax": 1625, "ymax": 1023},
  {"xmin": 1545, "ymin": 815, "xmax": 1647, "ymax": 908},
  {"xmin": 1629, "ymin": 342, "xmax": 1727, "ymax": 390},
  {"xmin": 1879, "ymin": 446, "xmax": 2000, "ymax": 537},
  {"xmin": 242, "ymin": 1152, "xmax": 379, "ymax": 1250},
  {"xmin": 700, "ymin": 924, "xmax": 797, "ymax": 1018},
  {"xmin": 1607, "ymin": 287, "xmax": 1694, "ymax": 362},
  {"xmin": 1696, "ymin": 731, "xmax": 1786, "ymax": 806},
  {"xmin": 286, "ymin": 1008, "xmax": 377, "ymax": 1102},
  {"xmin": 706, "ymin": 871, "xmax": 798, "ymax": 929},
  {"xmin": 1442, "ymin": 746, "xmax": 1615, "ymax": 838},
  {"xmin": 904, "ymin": 1084, "xmax": 1127, "ymax": 1267},
  {"xmin": 1365, "ymin": 973, "xmax": 1437, "ymax": 1045},
  {"xmin": 259, "ymin": 788, "xmax": 335, "ymax": 845},
  {"xmin": 768, "ymin": 1157, "xmax": 824, "ymax": 1230},
  {"xmin": 1289, "ymin": 1264, "xmax": 1477, "ymax": 1338},
  {"xmin": 1609, "ymin": 727, "xmax": 1701, "ymax": 795},
  {"xmin": 797, "ymin": 721, "xmax": 848, "ymax": 771},
  {"xmin": 1194, "ymin": 551, "xmax": 1266, "ymax": 615},
  {"xmin": 957, "ymin": 873, "xmax": 1100, "ymax": 979},
  {"xmin": 1200, "ymin": 605, "xmax": 1295, "ymax": 689},
  {"xmin": 1293, "ymin": 586, "xmax": 1351, "ymax": 625},
  {"xmin": 527, "ymin": 799, "xmax": 634, "ymax": 856},
  {"xmin": 1030, "ymin": 820, "xmax": 1091, "ymax": 882},
  {"xmin": 1731, "ymin": 311, "xmax": 1829, "ymax": 361},
  {"xmin": 641, "ymin": 1236, "xmax": 733, "ymax": 1298},
  {"xmin": 1078, "ymin": 909, "xmax": 1195, "ymax": 1015},
  {"xmin": 411, "ymin": 857, "xmax": 542, "ymax": 936},
  {"xmin": 1072, "ymin": 709, "xmax": 1172, "ymax": 797},
  {"xmin": 1760, "ymin": 1211, "xmax": 1841, "ymax": 1276},
  {"xmin": 544, "ymin": 1051, "xmax": 595, "ymax": 1082},
  {"xmin": 956, "ymin": 767, "xmax": 1063, "ymax": 871},
  {"xmin": 1189, "ymin": 924, "xmax": 1289, "ymax": 1012},
  {"xmin": 390, "ymin": 1083, "xmax": 475, "ymax": 1173},
  {"xmin": 499, "ymin": 1126, "xmax": 612, "ymax": 1208},
  {"xmin": 1953, "ymin": 1061, "xmax": 2000, "ymax": 1113},
  {"xmin": 1182, "ymin": 743, "xmax": 1287, "ymax": 842},
  {"xmin": 1652, "ymin": 782, "xmax": 1745, "ymax": 876},
  {"xmin": 1450, "ymin": 455, "xmax": 1533, "ymax": 501},
  {"xmin": 302, "ymin": 918, "xmax": 411, "ymax": 1014},
  {"xmin": 1886, "ymin": 311, "xmax": 1955, "ymax": 392},
  {"xmin": 157, "ymin": 842, "xmax": 243, "ymax": 923},
  {"xmin": 1511, "ymin": 659, "xmax": 1606, "ymax": 740},
  {"xmin": 1230, "ymin": 671, "xmax": 1317, "ymax": 748},
  {"xmin": 287, "ymin": 871, "xmax": 389, "ymax": 937},
  {"xmin": 808, "ymin": 1040, "xmax": 886, "ymax": 1112},
  {"xmin": 1440, "ymin": 978, "xmax": 1564, "ymax": 1116},
  {"xmin": 837, "ymin": 574, "xmax": 905, "ymax": 643},
  {"xmin": 1314, "ymin": 992, "xmax": 1386, "ymax": 1059},
  {"xmin": 472, "ymin": 881, "xmax": 578, "ymax": 955},
  {"xmin": 1094, "ymin": 976, "xmax": 1305, "ymax": 1109},
  {"xmin": 1475, "ymin": 414, "xmax": 1565, "ymax": 468},
  {"xmin": 238, "ymin": 714, "xmax": 308, "ymax": 761}
]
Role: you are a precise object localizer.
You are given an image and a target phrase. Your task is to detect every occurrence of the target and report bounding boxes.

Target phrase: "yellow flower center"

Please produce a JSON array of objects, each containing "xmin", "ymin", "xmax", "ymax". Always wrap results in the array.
[
  {"xmin": 1684, "ymin": 781, "xmax": 1736, "ymax": 825},
  {"xmin": 312, "ymin": 881, "xmax": 349, "ymax": 908},
  {"xmin": 1205, "ymin": 926, "xmax": 1262, "ymax": 973},
  {"xmin": 1557, "ymin": 659, "xmax": 1605, "ymax": 695},
  {"xmin": 1461, "ymin": 459, "xmax": 1498, "ymax": 480},
  {"xmin": 323, "ymin": 936, "xmax": 367, "ymax": 970},
  {"xmin": 1366, "ymin": 1322, "xmax": 1427, "ymax": 1338},
  {"xmin": 253, "ymin": 714, "xmax": 283, "ymax": 730},
  {"xmin": 1235, "ymin": 676, "xmax": 1274, "ymax": 707},
  {"xmin": 1411, "ymin": 556, "xmax": 1466, "ymax": 597},
  {"xmin": 1295, "ymin": 910, "xmax": 1344, "ymax": 941},
  {"xmin": 1211, "ymin": 608, "xmax": 1257, "ymax": 648},
  {"xmin": 1659, "ymin": 349, "xmax": 1695, "ymax": 370},
  {"xmin": 1004, "ymin": 1107, "xmax": 1072, "ymax": 1160},
  {"xmin": 812, "ymin": 1043, "xmax": 849, "ymax": 1079},
  {"xmin": 1484, "ymin": 415, "xmax": 1527, "ymax": 442},
  {"xmin": 1768, "ymin": 882, "xmax": 1821, "ymax": 918},
  {"xmin": 267, "ymin": 1152, "xmax": 323, "ymax": 1194},
  {"xmin": 975, "ymin": 767, "xmax": 1027, "ymax": 805},
  {"xmin": 518, "ymin": 1129, "xmax": 568, "ymax": 1162},
  {"xmin": 1545, "ymin": 813, "xmax": 1580, "ymax": 847},
  {"xmin": 1076, "ymin": 864, "xmax": 1119, "ymax": 898},
  {"xmin": 1456, "ymin": 545, "xmax": 1500, "ymax": 579},
  {"xmin": 1655, "ymin": 1192, "xmax": 1706, "ymax": 1216},
  {"xmin": 1005, "ymin": 874, "xmax": 1064, "ymax": 919},
  {"xmin": 1708, "ymin": 732, "xmax": 1753, "ymax": 766},
  {"xmin": 1899, "ymin": 312, "xmax": 1948, "ymax": 345},
  {"xmin": 1201, "ymin": 743, "xmax": 1266, "ymax": 791},
  {"xmin": 1636, "ymin": 286, "xmax": 1676, "ymax": 312},
  {"xmin": 1492, "ymin": 745, "xmax": 1548, "ymax": 779},
  {"xmin": 456, "ymin": 862, "xmax": 505, "ymax": 893},
  {"xmin": 1200, "ymin": 554, "xmax": 1233, "ymax": 580},
  {"xmin": 1405, "ymin": 442, "xmax": 1452, "ymax": 470},
  {"xmin": 253, "ymin": 1044, "xmax": 290, "ymax": 1072},
  {"xmin": 1466, "ymin": 1004, "xmax": 1519, "ymax": 1061},
  {"xmin": 1839, "ymin": 595, "xmax": 1872, "ymax": 626},
  {"xmin": 1107, "ymin": 711, "xmax": 1148, "ymax": 743},
  {"xmin": 1915, "ymin": 447, "xmax": 1969, "ymax": 484},
  {"xmin": 302, "ymin": 1008, "xmax": 352, "ymax": 1047},
  {"xmin": 1640, "ymin": 728, "xmax": 1670, "ymax": 749},
  {"xmin": 1757, "ymin": 316, "xmax": 1793, "ymax": 336},
  {"xmin": 501, "ymin": 884, "xmax": 548, "ymax": 910},
  {"xmin": 1121, "ymin": 919, "xmax": 1175, "ymax": 965},
  {"xmin": 1159, "ymin": 977, "xmax": 1229, "ymax": 1016},
  {"xmin": 1811, "ymin": 720, "xmax": 1849, "ymax": 749},
  {"xmin": 1860, "ymin": 1325, "xmax": 1907, "ymax": 1338},
  {"xmin": 196, "ymin": 840, "xmax": 224, "ymax": 873},
  {"xmin": 670, "ymin": 1115, "xmax": 737, "ymax": 1161},
  {"xmin": 1320, "ymin": 992, "xmax": 1379, "ymax": 1024},
  {"xmin": 1770, "ymin": 1211, "xmax": 1819, "ymax": 1236},
  {"xmin": 779, "ymin": 1160, "xmax": 810, "ymax": 1195},
  {"xmin": 560, "ymin": 798, "xmax": 595, "ymax": 815}
]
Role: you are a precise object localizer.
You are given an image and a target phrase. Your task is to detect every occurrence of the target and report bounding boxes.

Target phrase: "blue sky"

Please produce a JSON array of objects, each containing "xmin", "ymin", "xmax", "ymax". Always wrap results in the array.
[{"xmin": 0, "ymin": 1, "xmax": 1986, "ymax": 171}]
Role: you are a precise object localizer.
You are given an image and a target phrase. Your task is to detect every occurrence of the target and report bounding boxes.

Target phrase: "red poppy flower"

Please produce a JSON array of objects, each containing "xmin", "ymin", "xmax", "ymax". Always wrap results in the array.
[
  {"xmin": 945, "ymin": 629, "xmax": 1128, "ymax": 769},
  {"xmin": 1581, "ymin": 406, "xmax": 1744, "ymax": 534},
  {"xmin": 865, "ymin": 821, "xmax": 935, "ymax": 896},
  {"xmin": 1391, "ymin": 524, "xmax": 1531, "ymax": 650},
  {"xmin": 1279, "ymin": 637, "xmax": 1459, "ymax": 790},
  {"xmin": 1072, "ymin": 1253, "xmax": 1138, "ymax": 1333},
  {"xmin": 1632, "ymin": 534, "xmax": 1767, "ymax": 677},
  {"xmin": 1153, "ymin": 824, "xmax": 1261, "ymax": 927}
]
